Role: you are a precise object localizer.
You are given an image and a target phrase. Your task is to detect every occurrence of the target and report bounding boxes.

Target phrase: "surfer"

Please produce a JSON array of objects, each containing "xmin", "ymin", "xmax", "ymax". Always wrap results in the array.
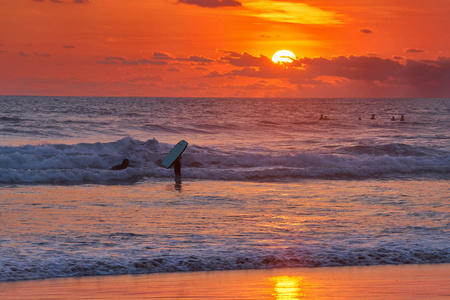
[
  {"xmin": 319, "ymin": 114, "xmax": 325, "ymax": 120},
  {"xmin": 370, "ymin": 114, "xmax": 375, "ymax": 120},
  {"xmin": 161, "ymin": 140, "xmax": 187, "ymax": 185},
  {"xmin": 400, "ymin": 115, "xmax": 405, "ymax": 121},
  {"xmin": 391, "ymin": 116, "xmax": 396, "ymax": 121},
  {"xmin": 111, "ymin": 159, "xmax": 129, "ymax": 170}
]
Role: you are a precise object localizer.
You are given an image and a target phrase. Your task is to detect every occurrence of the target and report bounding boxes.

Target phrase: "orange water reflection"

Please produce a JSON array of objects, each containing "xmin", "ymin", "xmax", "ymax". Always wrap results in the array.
[{"xmin": 271, "ymin": 276, "xmax": 305, "ymax": 300}]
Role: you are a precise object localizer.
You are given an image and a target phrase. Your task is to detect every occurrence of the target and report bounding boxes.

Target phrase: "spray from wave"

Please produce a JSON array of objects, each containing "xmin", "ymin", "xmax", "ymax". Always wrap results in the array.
[{"xmin": 0, "ymin": 137, "xmax": 448, "ymax": 184}]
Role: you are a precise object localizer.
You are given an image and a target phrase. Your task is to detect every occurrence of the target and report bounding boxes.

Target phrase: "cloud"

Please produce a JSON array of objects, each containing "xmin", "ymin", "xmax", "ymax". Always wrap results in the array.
[
  {"xmin": 360, "ymin": 28, "xmax": 373, "ymax": 34},
  {"xmin": 97, "ymin": 56, "xmax": 168, "ymax": 65},
  {"xmin": 63, "ymin": 45, "xmax": 76, "ymax": 49},
  {"xmin": 166, "ymin": 67, "xmax": 181, "ymax": 72},
  {"xmin": 19, "ymin": 52, "xmax": 30, "ymax": 57},
  {"xmin": 178, "ymin": 0, "xmax": 242, "ymax": 8},
  {"xmin": 222, "ymin": 53, "xmax": 450, "ymax": 97},
  {"xmin": 295, "ymin": 56, "xmax": 403, "ymax": 81},
  {"xmin": 152, "ymin": 52, "xmax": 173, "ymax": 60},
  {"xmin": 243, "ymin": 1, "xmax": 342, "ymax": 25},
  {"xmin": 203, "ymin": 71, "xmax": 224, "ymax": 78},
  {"xmin": 220, "ymin": 51, "xmax": 272, "ymax": 67},
  {"xmin": 405, "ymin": 48, "xmax": 425, "ymax": 53},
  {"xmin": 176, "ymin": 55, "xmax": 214, "ymax": 63}
]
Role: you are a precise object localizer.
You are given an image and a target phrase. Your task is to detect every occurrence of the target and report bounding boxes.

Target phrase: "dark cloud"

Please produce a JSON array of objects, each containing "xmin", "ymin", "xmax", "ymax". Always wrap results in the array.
[
  {"xmin": 393, "ymin": 56, "xmax": 404, "ymax": 60},
  {"xmin": 405, "ymin": 48, "xmax": 425, "ymax": 53},
  {"xmin": 222, "ymin": 53, "xmax": 450, "ymax": 97},
  {"xmin": 63, "ymin": 45, "xmax": 76, "ymax": 49},
  {"xmin": 19, "ymin": 52, "xmax": 30, "ymax": 57},
  {"xmin": 152, "ymin": 52, "xmax": 173, "ymax": 60},
  {"xmin": 176, "ymin": 55, "xmax": 214, "ymax": 63},
  {"xmin": 178, "ymin": 0, "xmax": 242, "ymax": 8},
  {"xmin": 360, "ymin": 28, "xmax": 373, "ymax": 34},
  {"xmin": 203, "ymin": 71, "xmax": 224, "ymax": 78},
  {"xmin": 295, "ymin": 56, "xmax": 403, "ymax": 81},
  {"xmin": 220, "ymin": 51, "xmax": 272, "ymax": 67},
  {"xmin": 97, "ymin": 57, "xmax": 167, "ymax": 65},
  {"xmin": 166, "ymin": 67, "xmax": 181, "ymax": 72}
]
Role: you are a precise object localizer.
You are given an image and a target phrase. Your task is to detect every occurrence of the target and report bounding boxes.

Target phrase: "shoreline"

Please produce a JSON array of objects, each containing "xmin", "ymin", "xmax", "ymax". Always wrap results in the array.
[{"xmin": 1, "ymin": 263, "xmax": 449, "ymax": 299}]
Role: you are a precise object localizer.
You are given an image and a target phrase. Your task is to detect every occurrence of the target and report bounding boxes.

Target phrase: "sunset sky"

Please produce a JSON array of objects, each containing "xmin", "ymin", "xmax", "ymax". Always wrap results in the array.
[{"xmin": 1, "ymin": 0, "xmax": 449, "ymax": 97}]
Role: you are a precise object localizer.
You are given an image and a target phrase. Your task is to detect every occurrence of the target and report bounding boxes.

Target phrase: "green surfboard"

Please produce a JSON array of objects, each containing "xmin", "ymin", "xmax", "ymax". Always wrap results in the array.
[{"xmin": 162, "ymin": 140, "xmax": 188, "ymax": 168}]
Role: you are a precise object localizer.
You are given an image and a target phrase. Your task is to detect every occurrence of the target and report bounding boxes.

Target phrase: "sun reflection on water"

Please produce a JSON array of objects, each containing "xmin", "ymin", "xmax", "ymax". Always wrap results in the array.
[{"xmin": 271, "ymin": 276, "xmax": 304, "ymax": 300}]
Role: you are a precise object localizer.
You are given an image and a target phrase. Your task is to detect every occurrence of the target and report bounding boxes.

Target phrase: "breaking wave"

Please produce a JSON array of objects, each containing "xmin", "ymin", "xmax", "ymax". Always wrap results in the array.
[{"xmin": 0, "ymin": 137, "xmax": 448, "ymax": 184}]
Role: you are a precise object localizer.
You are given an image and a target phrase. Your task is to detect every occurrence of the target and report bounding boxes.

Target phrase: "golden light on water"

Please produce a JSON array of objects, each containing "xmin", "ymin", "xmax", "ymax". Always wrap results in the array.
[{"xmin": 271, "ymin": 276, "xmax": 303, "ymax": 299}]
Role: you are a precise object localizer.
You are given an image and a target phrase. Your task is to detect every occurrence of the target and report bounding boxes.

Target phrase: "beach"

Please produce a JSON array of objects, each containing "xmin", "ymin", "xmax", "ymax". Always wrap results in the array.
[{"xmin": 1, "ymin": 264, "xmax": 449, "ymax": 299}]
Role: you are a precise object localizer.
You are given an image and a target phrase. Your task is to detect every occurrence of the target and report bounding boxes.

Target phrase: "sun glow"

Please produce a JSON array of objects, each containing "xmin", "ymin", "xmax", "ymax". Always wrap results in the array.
[{"xmin": 272, "ymin": 50, "xmax": 296, "ymax": 64}]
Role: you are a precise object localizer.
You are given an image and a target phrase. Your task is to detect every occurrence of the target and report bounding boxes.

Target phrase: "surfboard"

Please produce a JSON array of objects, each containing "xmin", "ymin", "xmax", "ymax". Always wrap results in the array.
[{"xmin": 162, "ymin": 140, "xmax": 188, "ymax": 168}]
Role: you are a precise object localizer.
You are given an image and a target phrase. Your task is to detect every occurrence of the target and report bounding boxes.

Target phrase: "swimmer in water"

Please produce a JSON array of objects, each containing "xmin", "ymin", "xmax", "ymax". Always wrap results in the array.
[
  {"xmin": 111, "ymin": 159, "xmax": 129, "ymax": 170},
  {"xmin": 370, "ymin": 114, "xmax": 375, "ymax": 120}
]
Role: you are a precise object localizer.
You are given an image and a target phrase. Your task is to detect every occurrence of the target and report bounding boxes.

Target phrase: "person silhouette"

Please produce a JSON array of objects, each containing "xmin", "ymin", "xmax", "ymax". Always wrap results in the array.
[
  {"xmin": 319, "ymin": 114, "xmax": 324, "ymax": 120},
  {"xmin": 111, "ymin": 159, "xmax": 129, "ymax": 170},
  {"xmin": 370, "ymin": 114, "xmax": 375, "ymax": 120},
  {"xmin": 173, "ymin": 156, "xmax": 182, "ymax": 184},
  {"xmin": 391, "ymin": 116, "xmax": 396, "ymax": 121},
  {"xmin": 400, "ymin": 115, "xmax": 405, "ymax": 121}
]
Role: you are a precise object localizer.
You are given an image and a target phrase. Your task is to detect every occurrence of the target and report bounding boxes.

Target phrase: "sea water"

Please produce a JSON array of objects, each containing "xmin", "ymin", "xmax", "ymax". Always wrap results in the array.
[{"xmin": 0, "ymin": 96, "xmax": 448, "ymax": 281}]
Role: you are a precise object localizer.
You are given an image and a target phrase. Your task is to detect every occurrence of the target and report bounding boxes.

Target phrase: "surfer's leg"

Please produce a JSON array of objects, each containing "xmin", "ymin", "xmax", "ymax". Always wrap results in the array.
[{"xmin": 174, "ymin": 156, "xmax": 181, "ymax": 180}]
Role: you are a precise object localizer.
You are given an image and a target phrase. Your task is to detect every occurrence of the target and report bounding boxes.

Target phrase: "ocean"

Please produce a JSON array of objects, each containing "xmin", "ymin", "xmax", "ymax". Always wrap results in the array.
[{"xmin": 0, "ymin": 96, "xmax": 448, "ymax": 281}]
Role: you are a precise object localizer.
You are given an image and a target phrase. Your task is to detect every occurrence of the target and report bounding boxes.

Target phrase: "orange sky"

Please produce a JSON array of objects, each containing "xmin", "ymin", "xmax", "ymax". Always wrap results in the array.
[{"xmin": 0, "ymin": 0, "xmax": 449, "ymax": 97}]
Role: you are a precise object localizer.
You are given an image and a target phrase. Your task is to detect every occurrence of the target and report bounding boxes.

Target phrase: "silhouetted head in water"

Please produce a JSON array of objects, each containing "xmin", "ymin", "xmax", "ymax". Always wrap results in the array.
[{"xmin": 111, "ymin": 159, "xmax": 129, "ymax": 170}]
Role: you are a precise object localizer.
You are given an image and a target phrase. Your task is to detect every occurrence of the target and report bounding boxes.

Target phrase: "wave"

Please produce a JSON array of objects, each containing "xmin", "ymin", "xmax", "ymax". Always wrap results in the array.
[
  {"xmin": 1, "ymin": 244, "xmax": 448, "ymax": 281},
  {"xmin": 0, "ymin": 138, "xmax": 448, "ymax": 184}
]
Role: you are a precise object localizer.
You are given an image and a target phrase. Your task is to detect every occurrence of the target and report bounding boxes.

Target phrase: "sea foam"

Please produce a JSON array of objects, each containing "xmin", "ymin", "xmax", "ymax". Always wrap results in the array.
[{"xmin": 0, "ymin": 138, "xmax": 448, "ymax": 184}]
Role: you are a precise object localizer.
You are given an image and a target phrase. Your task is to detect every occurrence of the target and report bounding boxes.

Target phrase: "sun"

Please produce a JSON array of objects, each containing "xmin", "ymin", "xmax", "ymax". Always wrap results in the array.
[{"xmin": 272, "ymin": 50, "xmax": 296, "ymax": 64}]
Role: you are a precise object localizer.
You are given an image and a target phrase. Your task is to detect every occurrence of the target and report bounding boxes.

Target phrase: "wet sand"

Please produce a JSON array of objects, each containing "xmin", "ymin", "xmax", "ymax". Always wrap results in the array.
[{"xmin": 0, "ymin": 264, "xmax": 448, "ymax": 299}]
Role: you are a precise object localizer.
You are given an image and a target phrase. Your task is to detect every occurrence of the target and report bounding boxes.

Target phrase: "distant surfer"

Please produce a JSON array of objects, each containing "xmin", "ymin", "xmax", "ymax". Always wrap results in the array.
[
  {"xmin": 391, "ymin": 116, "xmax": 396, "ymax": 121},
  {"xmin": 111, "ymin": 159, "xmax": 129, "ymax": 170},
  {"xmin": 400, "ymin": 115, "xmax": 405, "ymax": 122},
  {"xmin": 319, "ymin": 114, "xmax": 324, "ymax": 120},
  {"xmin": 370, "ymin": 114, "xmax": 375, "ymax": 120}
]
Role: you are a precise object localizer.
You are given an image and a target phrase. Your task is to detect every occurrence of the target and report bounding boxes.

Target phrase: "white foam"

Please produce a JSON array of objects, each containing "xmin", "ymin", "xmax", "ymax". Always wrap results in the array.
[{"xmin": 0, "ymin": 138, "xmax": 448, "ymax": 184}]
